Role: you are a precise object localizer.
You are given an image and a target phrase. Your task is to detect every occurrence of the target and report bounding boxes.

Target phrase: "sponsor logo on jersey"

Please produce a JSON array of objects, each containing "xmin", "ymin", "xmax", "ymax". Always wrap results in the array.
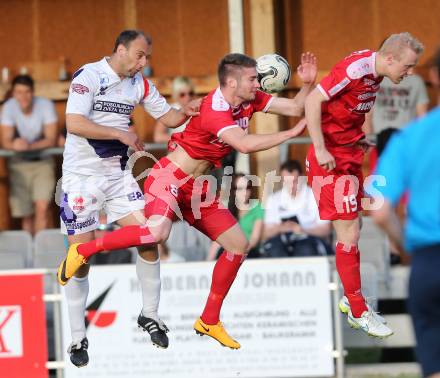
[
  {"xmin": 235, "ymin": 117, "xmax": 249, "ymax": 130},
  {"xmin": 65, "ymin": 217, "xmax": 97, "ymax": 231},
  {"xmin": 99, "ymin": 86, "xmax": 108, "ymax": 95},
  {"xmin": 127, "ymin": 191, "xmax": 143, "ymax": 201},
  {"xmin": 99, "ymin": 74, "xmax": 109, "ymax": 86},
  {"xmin": 93, "ymin": 100, "xmax": 134, "ymax": 115},
  {"xmin": 353, "ymin": 100, "xmax": 374, "ymax": 112},
  {"xmin": 72, "ymin": 196, "xmax": 85, "ymax": 212},
  {"xmin": 357, "ymin": 92, "xmax": 376, "ymax": 100},
  {"xmin": 328, "ymin": 77, "xmax": 350, "ymax": 97},
  {"xmin": 71, "ymin": 83, "xmax": 89, "ymax": 94},
  {"xmin": 363, "ymin": 78, "xmax": 375, "ymax": 86},
  {"xmin": 169, "ymin": 184, "xmax": 179, "ymax": 197}
]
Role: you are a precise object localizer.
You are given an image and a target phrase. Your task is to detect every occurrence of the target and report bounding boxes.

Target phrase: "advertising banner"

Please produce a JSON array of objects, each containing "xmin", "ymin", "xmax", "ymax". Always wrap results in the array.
[
  {"xmin": 62, "ymin": 258, "xmax": 334, "ymax": 378},
  {"xmin": 0, "ymin": 273, "xmax": 48, "ymax": 378}
]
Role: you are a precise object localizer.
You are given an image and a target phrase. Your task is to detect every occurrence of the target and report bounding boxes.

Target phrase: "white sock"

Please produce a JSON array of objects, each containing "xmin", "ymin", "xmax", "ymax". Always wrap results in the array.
[
  {"xmin": 65, "ymin": 275, "xmax": 89, "ymax": 342},
  {"xmin": 136, "ymin": 255, "xmax": 161, "ymax": 321}
]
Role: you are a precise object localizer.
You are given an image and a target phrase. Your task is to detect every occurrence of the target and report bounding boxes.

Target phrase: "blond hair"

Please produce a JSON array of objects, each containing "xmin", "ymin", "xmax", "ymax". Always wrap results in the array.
[
  {"xmin": 379, "ymin": 32, "xmax": 424, "ymax": 59},
  {"xmin": 171, "ymin": 76, "xmax": 194, "ymax": 97}
]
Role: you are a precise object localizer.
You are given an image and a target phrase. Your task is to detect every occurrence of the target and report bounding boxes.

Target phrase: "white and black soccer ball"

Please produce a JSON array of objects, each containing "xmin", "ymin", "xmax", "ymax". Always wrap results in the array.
[{"xmin": 256, "ymin": 53, "xmax": 291, "ymax": 93}]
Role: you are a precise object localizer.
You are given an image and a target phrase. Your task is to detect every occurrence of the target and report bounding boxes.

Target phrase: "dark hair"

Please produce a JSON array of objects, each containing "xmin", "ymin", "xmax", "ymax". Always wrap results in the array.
[
  {"xmin": 113, "ymin": 30, "xmax": 152, "ymax": 53},
  {"xmin": 218, "ymin": 53, "xmax": 257, "ymax": 87},
  {"xmin": 228, "ymin": 173, "xmax": 255, "ymax": 219},
  {"xmin": 280, "ymin": 160, "xmax": 303, "ymax": 174},
  {"xmin": 435, "ymin": 48, "xmax": 440, "ymax": 76},
  {"xmin": 12, "ymin": 75, "xmax": 34, "ymax": 91}
]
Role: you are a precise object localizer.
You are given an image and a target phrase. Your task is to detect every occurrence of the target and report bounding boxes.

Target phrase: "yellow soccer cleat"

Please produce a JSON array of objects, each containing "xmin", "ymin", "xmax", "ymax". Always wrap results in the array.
[
  {"xmin": 193, "ymin": 317, "xmax": 241, "ymax": 349},
  {"xmin": 57, "ymin": 243, "xmax": 87, "ymax": 286}
]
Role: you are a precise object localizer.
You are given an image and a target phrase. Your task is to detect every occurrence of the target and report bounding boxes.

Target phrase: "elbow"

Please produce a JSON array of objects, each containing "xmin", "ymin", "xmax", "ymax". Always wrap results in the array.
[
  {"xmin": 289, "ymin": 101, "xmax": 303, "ymax": 117},
  {"xmin": 371, "ymin": 206, "xmax": 391, "ymax": 228},
  {"xmin": 236, "ymin": 144, "xmax": 251, "ymax": 154},
  {"xmin": 66, "ymin": 119, "xmax": 77, "ymax": 135}
]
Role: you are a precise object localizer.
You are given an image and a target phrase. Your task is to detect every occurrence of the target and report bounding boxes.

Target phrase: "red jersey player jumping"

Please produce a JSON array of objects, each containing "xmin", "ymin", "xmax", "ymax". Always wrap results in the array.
[
  {"xmin": 58, "ymin": 52, "xmax": 317, "ymax": 349},
  {"xmin": 305, "ymin": 32, "xmax": 424, "ymax": 338}
]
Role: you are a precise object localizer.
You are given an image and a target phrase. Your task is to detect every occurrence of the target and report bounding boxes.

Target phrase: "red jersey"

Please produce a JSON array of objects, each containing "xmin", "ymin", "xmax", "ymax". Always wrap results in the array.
[
  {"xmin": 169, "ymin": 87, "xmax": 273, "ymax": 167},
  {"xmin": 317, "ymin": 50, "xmax": 383, "ymax": 147}
]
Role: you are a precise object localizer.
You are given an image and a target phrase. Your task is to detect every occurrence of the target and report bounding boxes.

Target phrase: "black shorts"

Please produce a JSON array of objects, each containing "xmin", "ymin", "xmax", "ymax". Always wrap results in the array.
[{"xmin": 408, "ymin": 244, "xmax": 440, "ymax": 377}]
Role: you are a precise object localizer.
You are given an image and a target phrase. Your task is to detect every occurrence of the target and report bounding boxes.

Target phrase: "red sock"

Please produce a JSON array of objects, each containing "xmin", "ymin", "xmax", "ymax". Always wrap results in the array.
[
  {"xmin": 335, "ymin": 242, "xmax": 367, "ymax": 317},
  {"xmin": 77, "ymin": 225, "xmax": 156, "ymax": 259},
  {"xmin": 201, "ymin": 251, "xmax": 244, "ymax": 324}
]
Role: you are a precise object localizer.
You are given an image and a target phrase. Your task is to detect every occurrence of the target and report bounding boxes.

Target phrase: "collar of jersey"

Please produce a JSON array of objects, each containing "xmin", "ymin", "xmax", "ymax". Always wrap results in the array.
[
  {"xmin": 370, "ymin": 52, "xmax": 379, "ymax": 78},
  {"xmin": 100, "ymin": 57, "xmax": 125, "ymax": 81}
]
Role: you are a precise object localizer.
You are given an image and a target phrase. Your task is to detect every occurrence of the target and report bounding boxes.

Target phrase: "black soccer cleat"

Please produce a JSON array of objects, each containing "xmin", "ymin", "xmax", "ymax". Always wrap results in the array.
[
  {"xmin": 68, "ymin": 337, "xmax": 89, "ymax": 368},
  {"xmin": 137, "ymin": 313, "xmax": 170, "ymax": 348}
]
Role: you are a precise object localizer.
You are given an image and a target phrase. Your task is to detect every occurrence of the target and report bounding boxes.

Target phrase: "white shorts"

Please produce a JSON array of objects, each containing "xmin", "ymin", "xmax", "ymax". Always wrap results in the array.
[{"xmin": 59, "ymin": 171, "xmax": 145, "ymax": 235}]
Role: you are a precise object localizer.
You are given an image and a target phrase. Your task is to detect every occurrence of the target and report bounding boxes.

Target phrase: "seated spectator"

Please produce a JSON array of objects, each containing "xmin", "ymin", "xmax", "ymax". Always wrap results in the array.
[
  {"xmin": 263, "ymin": 160, "xmax": 332, "ymax": 257},
  {"xmin": 0, "ymin": 75, "xmax": 58, "ymax": 235},
  {"xmin": 207, "ymin": 173, "xmax": 264, "ymax": 260},
  {"xmin": 153, "ymin": 76, "xmax": 195, "ymax": 143}
]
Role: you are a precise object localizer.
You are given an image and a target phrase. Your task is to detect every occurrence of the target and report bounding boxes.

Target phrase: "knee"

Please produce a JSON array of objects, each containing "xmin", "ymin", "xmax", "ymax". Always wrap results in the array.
[
  {"xmin": 232, "ymin": 238, "xmax": 249, "ymax": 255},
  {"xmin": 336, "ymin": 226, "xmax": 360, "ymax": 246},
  {"xmin": 350, "ymin": 229, "xmax": 360, "ymax": 245},
  {"xmin": 149, "ymin": 225, "xmax": 170, "ymax": 244}
]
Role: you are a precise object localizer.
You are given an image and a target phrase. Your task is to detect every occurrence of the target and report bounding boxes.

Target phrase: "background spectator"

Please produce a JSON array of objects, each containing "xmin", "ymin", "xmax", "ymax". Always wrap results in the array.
[
  {"xmin": 207, "ymin": 173, "xmax": 264, "ymax": 260},
  {"xmin": 0, "ymin": 74, "xmax": 58, "ymax": 235},
  {"xmin": 364, "ymin": 71, "xmax": 428, "ymax": 155},
  {"xmin": 371, "ymin": 107, "xmax": 440, "ymax": 378},
  {"xmin": 429, "ymin": 47, "xmax": 440, "ymax": 106},
  {"xmin": 153, "ymin": 76, "xmax": 195, "ymax": 143},
  {"xmin": 263, "ymin": 160, "xmax": 332, "ymax": 257}
]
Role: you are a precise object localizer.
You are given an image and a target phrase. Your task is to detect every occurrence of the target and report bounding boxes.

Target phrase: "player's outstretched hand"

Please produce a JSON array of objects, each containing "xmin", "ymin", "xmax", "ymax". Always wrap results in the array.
[
  {"xmin": 183, "ymin": 98, "xmax": 202, "ymax": 117},
  {"xmin": 297, "ymin": 52, "xmax": 317, "ymax": 85},
  {"xmin": 315, "ymin": 147, "xmax": 336, "ymax": 171},
  {"xmin": 287, "ymin": 118, "xmax": 307, "ymax": 138},
  {"xmin": 118, "ymin": 130, "xmax": 144, "ymax": 152}
]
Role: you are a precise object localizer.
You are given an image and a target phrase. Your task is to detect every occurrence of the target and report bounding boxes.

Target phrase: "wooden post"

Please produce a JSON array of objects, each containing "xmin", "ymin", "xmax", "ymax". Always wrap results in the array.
[{"xmin": 249, "ymin": 0, "xmax": 281, "ymax": 197}]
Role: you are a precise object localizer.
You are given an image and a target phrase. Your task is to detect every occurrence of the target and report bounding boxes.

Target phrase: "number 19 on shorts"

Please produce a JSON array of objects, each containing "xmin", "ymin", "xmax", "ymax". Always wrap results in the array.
[{"xmin": 342, "ymin": 194, "xmax": 358, "ymax": 213}]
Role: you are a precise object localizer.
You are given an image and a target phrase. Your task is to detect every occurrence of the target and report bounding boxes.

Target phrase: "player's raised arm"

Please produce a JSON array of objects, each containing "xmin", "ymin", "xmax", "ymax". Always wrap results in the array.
[
  {"xmin": 266, "ymin": 52, "xmax": 317, "ymax": 117},
  {"xmin": 219, "ymin": 118, "xmax": 306, "ymax": 154}
]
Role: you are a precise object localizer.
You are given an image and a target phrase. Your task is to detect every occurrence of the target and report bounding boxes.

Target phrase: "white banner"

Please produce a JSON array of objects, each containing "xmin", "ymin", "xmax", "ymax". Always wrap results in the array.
[{"xmin": 62, "ymin": 257, "xmax": 334, "ymax": 378}]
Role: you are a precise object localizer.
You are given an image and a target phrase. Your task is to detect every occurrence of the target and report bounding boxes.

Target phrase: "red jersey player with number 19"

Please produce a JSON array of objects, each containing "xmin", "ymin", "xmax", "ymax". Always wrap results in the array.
[
  {"xmin": 58, "ymin": 51, "xmax": 318, "ymax": 349},
  {"xmin": 305, "ymin": 32, "xmax": 424, "ymax": 338}
]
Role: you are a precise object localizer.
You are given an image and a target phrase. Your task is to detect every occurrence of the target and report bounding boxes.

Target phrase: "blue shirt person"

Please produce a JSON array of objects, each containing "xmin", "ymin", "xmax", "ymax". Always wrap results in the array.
[{"xmin": 369, "ymin": 106, "xmax": 440, "ymax": 378}]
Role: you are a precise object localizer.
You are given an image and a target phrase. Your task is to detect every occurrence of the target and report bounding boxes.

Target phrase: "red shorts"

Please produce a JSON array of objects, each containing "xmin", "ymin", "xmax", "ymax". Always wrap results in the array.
[
  {"xmin": 143, "ymin": 157, "xmax": 237, "ymax": 241},
  {"xmin": 306, "ymin": 145, "xmax": 364, "ymax": 220}
]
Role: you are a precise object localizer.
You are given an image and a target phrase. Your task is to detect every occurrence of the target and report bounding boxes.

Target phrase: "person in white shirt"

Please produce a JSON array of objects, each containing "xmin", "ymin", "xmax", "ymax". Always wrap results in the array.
[
  {"xmin": 60, "ymin": 29, "xmax": 200, "ymax": 367},
  {"xmin": 263, "ymin": 160, "xmax": 332, "ymax": 257},
  {"xmin": 1, "ymin": 74, "xmax": 58, "ymax": 235}
]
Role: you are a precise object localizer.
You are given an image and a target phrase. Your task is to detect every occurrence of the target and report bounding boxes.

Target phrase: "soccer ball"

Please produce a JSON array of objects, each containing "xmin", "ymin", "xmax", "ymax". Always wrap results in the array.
[{"xmin": 256, "ymin": 54, "xmax": 291, "ymax": 93}]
